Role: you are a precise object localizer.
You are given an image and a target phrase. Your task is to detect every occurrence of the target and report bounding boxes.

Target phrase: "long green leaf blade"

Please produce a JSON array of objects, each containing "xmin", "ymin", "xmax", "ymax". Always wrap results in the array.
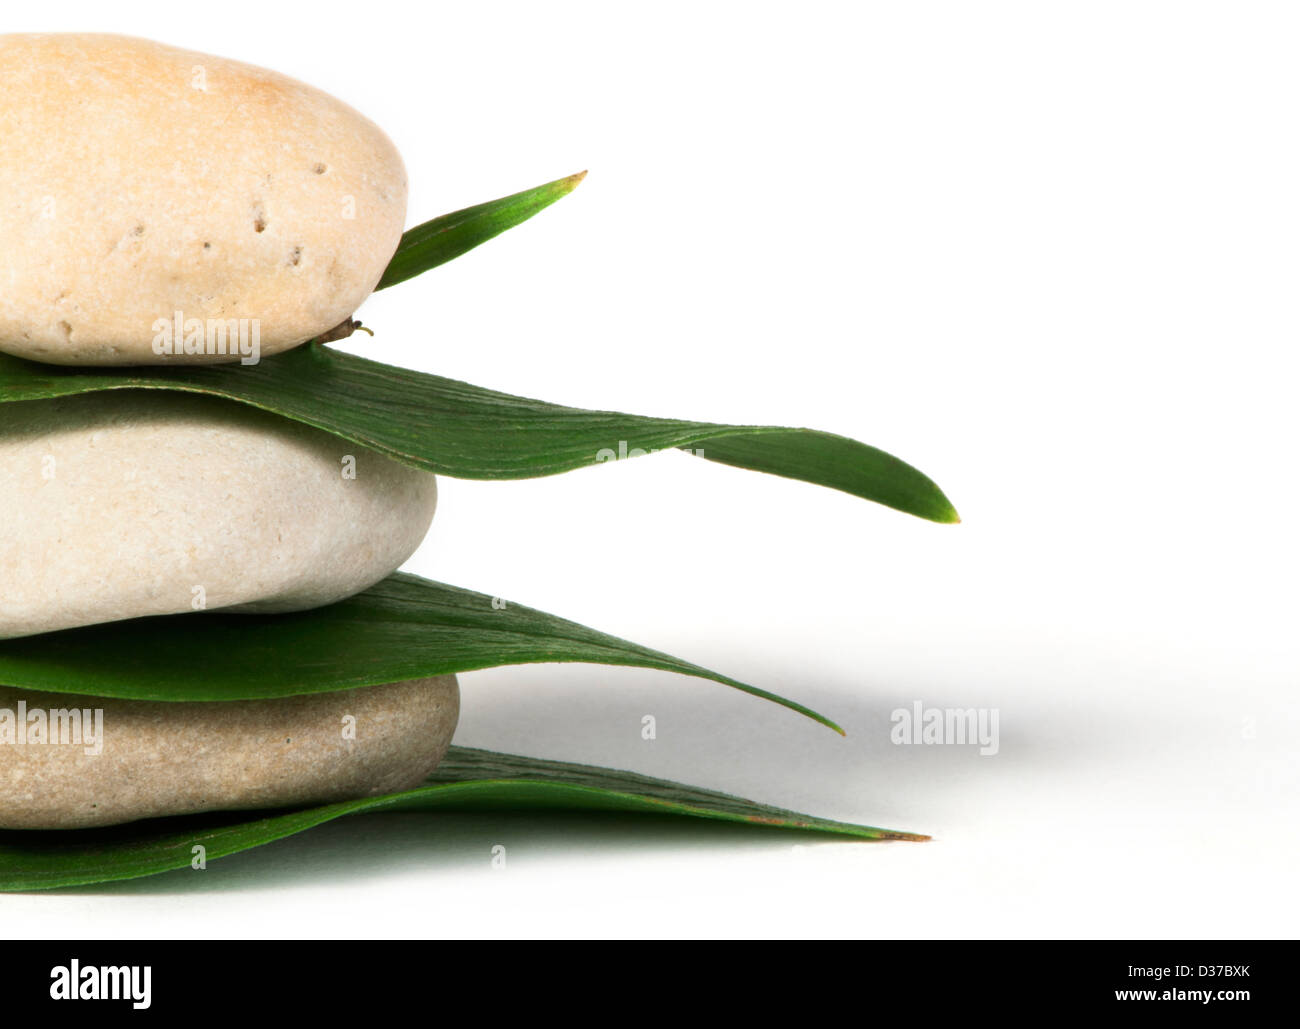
[
  {"xmin": 0, "ymin": 572, "xmax": 841, "ymax": 732},
  {"xmin": 0, "ymin": 745, "xmax": 925, "ymax": 891},
  {"xmin": 376, "ymin": 171, "xmax": 587, "ymax": 291},
  {"xmin": 0, "ymin": 347, "xmax": 959, "ymax": 522}
]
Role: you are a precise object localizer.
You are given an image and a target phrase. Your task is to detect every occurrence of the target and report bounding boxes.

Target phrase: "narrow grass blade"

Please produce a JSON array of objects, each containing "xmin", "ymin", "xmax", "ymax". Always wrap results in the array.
[
  {"xmin": 0, "ymin": 572, "xmax": 842, "ymax": 732},
  {"xmin": 0, "ymin": 746, "xmax": 925, "ymax": 891},
  {"xmin": 376, "ymin": 171, "xmax": 587, "ymax": 291},
  {"xmin": 0, "ymin": 347, "xmax": 959, "ymax": 522}
]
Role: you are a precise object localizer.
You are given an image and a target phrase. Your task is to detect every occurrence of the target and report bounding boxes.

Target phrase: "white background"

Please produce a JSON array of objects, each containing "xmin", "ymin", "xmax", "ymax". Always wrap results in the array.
[{"xmin": 3, "ymin": 1, "xmax": 1297, "ymax": 938}]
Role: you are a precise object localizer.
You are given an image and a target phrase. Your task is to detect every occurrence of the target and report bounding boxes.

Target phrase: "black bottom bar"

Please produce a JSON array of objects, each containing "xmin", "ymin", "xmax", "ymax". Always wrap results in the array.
[{"xmin": 0, "ymin": 941, "xmax": 1272, "ymax": 1016}]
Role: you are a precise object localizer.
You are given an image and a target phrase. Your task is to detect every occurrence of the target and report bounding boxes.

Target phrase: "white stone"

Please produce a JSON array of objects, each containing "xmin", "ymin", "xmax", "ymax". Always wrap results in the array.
[{"xmin": 0, "ymin": 391, "xmax": 437, "ymax": 639}]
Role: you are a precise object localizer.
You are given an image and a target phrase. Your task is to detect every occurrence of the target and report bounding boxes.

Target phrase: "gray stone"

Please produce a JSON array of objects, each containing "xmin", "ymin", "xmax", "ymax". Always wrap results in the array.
[{"xmin": 0, "ymin": 676, "xmax": 459, "ymax": 829}]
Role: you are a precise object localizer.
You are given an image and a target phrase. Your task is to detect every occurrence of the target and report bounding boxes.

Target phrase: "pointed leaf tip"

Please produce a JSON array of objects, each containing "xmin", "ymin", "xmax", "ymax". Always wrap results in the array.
[{"xmin": 375, "ymin": 170, "xmax": 590, "ymax": 290}]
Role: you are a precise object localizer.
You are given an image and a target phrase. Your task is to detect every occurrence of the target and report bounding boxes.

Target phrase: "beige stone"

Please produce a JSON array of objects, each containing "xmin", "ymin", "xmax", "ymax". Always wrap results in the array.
[
  {"xmin": 0, "ymin": 33, "xmax": 407, "ymax": 365},
  {"xmin": 0, "ymin": 676, "xmax": 459, "ymax": 828},
  {"xmin": 0, "ymin": 391, "xmax": 437, "ymax": 639}
]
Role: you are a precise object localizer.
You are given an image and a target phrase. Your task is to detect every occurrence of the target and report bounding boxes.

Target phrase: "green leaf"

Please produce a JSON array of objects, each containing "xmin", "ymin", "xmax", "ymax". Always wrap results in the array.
[
  {"xmin": 0, "ymin": 746, "xmax": 926, "ymax": 891},
  {"xmin": 376, "ymin": 171, "xmax": 587, "ymax": 291},
  {"xmin": 0, "ymin": 572, "xmax": 841, "ymax": 733},
  {"xmin": 0, "ymin": 346, "xmax": 959, "ymax": 523}
]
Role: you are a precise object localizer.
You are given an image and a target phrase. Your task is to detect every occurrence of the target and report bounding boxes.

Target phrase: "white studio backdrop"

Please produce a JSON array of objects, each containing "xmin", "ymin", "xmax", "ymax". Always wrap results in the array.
[{"xmin": 2, "ymin": 1, "xmax": 1296, "ymax": 937}]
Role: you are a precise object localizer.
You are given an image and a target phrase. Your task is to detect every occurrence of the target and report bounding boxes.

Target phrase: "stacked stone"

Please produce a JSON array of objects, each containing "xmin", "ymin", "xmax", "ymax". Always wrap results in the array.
[{"xmin": 0, "ymin": 35, "xmax": 458, "ymax": 829}]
